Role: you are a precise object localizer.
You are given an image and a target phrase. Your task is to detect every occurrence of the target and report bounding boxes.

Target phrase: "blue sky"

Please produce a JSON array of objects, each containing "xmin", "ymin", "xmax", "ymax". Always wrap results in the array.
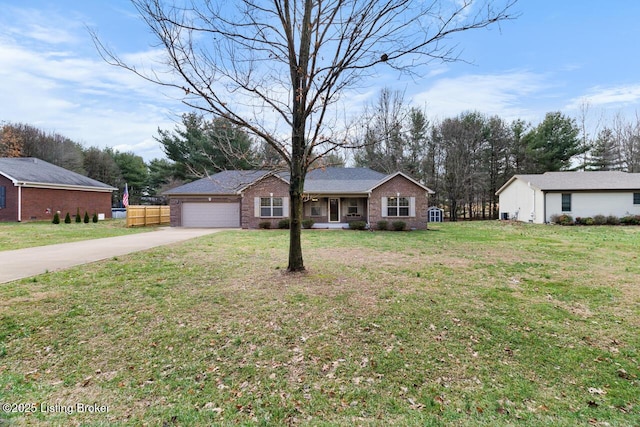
[{"xmin": 1, "ymin": 1, "xmax": 640, "ymax": 162}]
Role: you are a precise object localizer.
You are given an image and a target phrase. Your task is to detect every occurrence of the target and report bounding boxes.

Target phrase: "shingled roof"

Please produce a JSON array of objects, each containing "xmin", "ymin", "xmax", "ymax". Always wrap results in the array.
[
  {"xmin": 163, "ymin": 170, "xmax": 274, "ymax": 195},
  {"xmin": 302, "ymin": 167, "xmax": 388, "ymax": 193},
  {"xmin": 0, "ymin": 157, "xmax": 116, "ymax": 191},
  {"xmin": 497, "ymin": 171, "xmax": 640, "ymax": 194},
  {"xmin": 163, "ymin": 167, "xmax": 432, "ymax": 196}
]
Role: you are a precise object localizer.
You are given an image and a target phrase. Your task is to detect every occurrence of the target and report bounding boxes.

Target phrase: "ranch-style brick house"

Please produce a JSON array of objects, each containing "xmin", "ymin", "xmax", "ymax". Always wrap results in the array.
[
  {"xmin": 0, "ymin": 157, "xmax": 116, "ymax": 222},
  {"xmin": 164, "ymin": 167, "xmax": 435, "ymax": 229},
  {"xmin": 496, "ymin": 171, "xmax": 640, "ymax": 223}
]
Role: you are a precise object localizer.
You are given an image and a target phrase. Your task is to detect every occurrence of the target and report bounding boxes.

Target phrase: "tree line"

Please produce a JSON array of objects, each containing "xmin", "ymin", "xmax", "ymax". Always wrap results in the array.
[
  {"xmin": 3, "ymin": 92, "xmax": 640, "ymax": 217},
  {"xmin": 0, "ymin": 122, "xmax": 171, "ymax": 206},
  {"xmin": 353, "ymin": 89, "xmax": 640, "ymax": 220}
]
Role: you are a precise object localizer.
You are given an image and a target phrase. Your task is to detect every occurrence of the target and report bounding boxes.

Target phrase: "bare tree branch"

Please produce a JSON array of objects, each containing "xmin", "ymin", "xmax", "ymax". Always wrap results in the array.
[{"xmin": 91, "ymin": 0, "xmax": 518, "ymax": 271}]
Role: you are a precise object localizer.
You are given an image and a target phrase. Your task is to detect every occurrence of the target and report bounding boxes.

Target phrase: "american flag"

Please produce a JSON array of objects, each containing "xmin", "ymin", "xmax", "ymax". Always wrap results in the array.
[{"xmin": 123, "ymin": 183, "xmax": 129, "ymax": 207}]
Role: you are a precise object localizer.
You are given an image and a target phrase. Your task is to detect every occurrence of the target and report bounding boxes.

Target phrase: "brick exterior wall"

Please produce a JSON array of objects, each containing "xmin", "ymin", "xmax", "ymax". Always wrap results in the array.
[
  {"xmin": 0, "ymin": 175, "xmax": 112, "ymax": 222},
  {"xmin": 21, "ymin": 187, "xmax": 112, "ymax": 222},
  {"xmin": 370, "ymin": 175, "xmax": 429, "ymax": 230},
  {"xmin": 241, "ymin": 175, "xmax": 290, "ymax": 229}
]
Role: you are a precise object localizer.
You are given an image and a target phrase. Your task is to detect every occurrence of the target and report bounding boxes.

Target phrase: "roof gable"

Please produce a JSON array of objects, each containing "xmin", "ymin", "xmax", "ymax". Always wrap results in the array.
[
  {"xmin": 0, "ymin": 157, "xmax": 116, "ymax": 190},
  {"xmin": 370, "ymin": 171, "xmax": 435, "ymax": 194}
]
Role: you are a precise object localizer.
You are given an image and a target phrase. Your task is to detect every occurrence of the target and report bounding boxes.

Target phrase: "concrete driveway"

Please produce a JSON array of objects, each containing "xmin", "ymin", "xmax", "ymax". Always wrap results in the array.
[{"xmin": 0, "ymin": 227, "xmax": 226, "ymax": 284}]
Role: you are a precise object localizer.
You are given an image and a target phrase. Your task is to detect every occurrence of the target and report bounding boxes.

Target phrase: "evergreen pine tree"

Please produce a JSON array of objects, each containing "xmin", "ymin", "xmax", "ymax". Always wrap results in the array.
[{"xmin": 64, "ymin": 212, "xmax": 71, "ymax": 224}]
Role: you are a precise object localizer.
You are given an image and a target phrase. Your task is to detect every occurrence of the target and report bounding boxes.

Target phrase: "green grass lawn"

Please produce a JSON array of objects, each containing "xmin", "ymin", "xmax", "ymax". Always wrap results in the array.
[
  {"xmin": 0, "ymin": 220, "xmax": 153, "ymax": 251},
  {"xmin": 0, "ymin": 222, "xmax": 638, "ymax": 426}
]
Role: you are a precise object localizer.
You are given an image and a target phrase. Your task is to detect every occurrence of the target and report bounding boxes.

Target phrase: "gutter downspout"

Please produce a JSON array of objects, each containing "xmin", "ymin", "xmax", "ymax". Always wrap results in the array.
[
  {"xmin": 528, "ymin": 182, "xmax": 535, "ymax": 222},
  {"xmin": 17, "ymin": 185, "xmax": 22, "ymax": 222},
  {"xmin": 366, "ymin": 193, "xmax": 371, "ymax": 229}
]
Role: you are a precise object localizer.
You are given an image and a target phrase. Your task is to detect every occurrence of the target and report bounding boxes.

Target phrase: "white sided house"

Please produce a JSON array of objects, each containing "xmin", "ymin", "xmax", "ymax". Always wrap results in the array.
[{"xmin": 496, "ymin": 171, "xmax": 640, "ymax": 223}]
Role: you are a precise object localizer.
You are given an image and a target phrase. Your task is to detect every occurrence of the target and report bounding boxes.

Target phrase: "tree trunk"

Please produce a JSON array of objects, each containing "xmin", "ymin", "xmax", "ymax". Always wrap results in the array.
[
  {"xmin": 285, "ymin": 0, "xmax": 312, "ymax": 273},
  {"xmin": 287, "ymin": 159, "xmax": 305, "ymax": 272}
]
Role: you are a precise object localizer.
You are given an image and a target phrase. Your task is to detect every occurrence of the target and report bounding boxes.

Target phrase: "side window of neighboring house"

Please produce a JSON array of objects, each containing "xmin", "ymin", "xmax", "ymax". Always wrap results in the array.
[
  {"xmin": 634, "ymin": 193, "xmax": 640, "ymax": 205},
  {"xmin": 561, "ymin": 193, "xmax": 572, "ymax": 212},
  {"xmin": 260, "ymin": 197, "xmax": 284, "ymax": 217},
  {"xmin": 0, "ymin": 186, "xmax": 5, "ymax": 209},
  {"xmin": 383, "ymin": 196, "xmax": 415, "ymax": 217}
]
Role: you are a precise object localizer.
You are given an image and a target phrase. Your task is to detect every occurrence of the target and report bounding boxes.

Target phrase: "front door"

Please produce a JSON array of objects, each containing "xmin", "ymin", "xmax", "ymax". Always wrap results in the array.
[{"xmin": 329, "ymin": 198, "xmax": 340, "ymax": 222}]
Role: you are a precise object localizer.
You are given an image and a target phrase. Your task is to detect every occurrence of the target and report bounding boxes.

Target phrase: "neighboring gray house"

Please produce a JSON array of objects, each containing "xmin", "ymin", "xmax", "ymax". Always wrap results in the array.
[
  {"xmin": 496, "ymin": 171, "xmax": 640, "ymax": 223},
  {"xmin": 163, "ymin": 167, "xmax": 434, "ymax": 229}
]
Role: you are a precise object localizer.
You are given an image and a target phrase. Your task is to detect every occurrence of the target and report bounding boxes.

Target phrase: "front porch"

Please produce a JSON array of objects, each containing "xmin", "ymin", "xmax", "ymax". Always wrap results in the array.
[
  {"xmin": 311, "ymin": 222, "xmax": 350, "ymax": 229},
  {"xmin": 303, "ymin": 196, "xmax": 369, "ymax": 226}
]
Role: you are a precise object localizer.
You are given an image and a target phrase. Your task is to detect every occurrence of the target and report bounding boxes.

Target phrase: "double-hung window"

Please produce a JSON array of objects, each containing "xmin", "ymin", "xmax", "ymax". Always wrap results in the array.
[
  {"xmin": 561, "ymin": 193, "xmax": 572, "ymax": 212},
  {"xmin": 634, "ymin": 193, "xmax": 640, "ymax": 205},
  {"xmin": 260, "ymin": 197, "xmax": 283, "ymax": 217},
  {"xmin": 387, "ymin": 197, "xmax": 410, "ymax": 217},
  {"xmin": 0, "ymin": 186, "xmax": 5, "ymax": 209},
  {"xmin": 348, "ymin": 199, "xmax": 359, "ymax": 215}
]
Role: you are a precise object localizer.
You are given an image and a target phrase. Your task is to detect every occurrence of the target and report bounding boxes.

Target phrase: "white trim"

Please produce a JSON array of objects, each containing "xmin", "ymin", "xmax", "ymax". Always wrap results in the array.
[
  {"xmin": 15, "ymin": 181, "xmax": 116, "ymax": 192},
  {"xmin": 18, "ymin": 186, "xmax": 22, "ymax": 222}
]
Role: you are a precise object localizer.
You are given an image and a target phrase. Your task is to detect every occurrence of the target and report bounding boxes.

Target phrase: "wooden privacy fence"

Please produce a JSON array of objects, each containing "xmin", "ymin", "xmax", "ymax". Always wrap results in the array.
[{"xmin": 126, "ymin": 205, "xmax": 170, "ymax": 227}]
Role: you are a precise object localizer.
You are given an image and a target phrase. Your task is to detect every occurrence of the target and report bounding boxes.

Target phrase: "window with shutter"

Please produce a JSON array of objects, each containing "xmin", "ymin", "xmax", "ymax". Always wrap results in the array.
[
  {"xmin": 386, "ymin": 196, "xmax": 411, "ymax": 217},
  {"xmin": 259, "ymin": 197, "xmax": 285, "ymax": 217}
]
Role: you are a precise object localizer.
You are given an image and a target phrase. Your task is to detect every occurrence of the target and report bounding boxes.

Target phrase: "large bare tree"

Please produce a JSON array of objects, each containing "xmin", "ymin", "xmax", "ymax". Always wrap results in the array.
[{"xmin": 93, "ymin": 0, "xmax": 517, "ymax": 272}]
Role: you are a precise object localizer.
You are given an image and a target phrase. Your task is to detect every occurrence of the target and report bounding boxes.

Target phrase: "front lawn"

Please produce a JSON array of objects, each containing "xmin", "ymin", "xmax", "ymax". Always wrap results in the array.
[
  {"xmin": 0, "ymin": 222, "xmax": 638, "ymax": 426},
  {"xmin": 0, "ymin": 219, "xmax": 153, "ymax": 251}
]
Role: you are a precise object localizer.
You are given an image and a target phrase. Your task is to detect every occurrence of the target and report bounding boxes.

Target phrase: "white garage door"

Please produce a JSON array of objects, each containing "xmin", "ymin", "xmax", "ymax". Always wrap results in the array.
[{"xmin": 182, "ymin": 202, "xmax": 240, "ymax": 228}]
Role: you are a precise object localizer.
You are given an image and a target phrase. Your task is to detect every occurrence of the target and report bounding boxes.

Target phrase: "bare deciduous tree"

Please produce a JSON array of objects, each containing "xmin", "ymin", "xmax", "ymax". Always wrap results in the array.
[
  {"xmin": 613, "ymin": 113, "xmax": 640, "ymax": 173},
  {"xmin": 92, "ymin": 0, "xmax": 517, "ymax": 272}
]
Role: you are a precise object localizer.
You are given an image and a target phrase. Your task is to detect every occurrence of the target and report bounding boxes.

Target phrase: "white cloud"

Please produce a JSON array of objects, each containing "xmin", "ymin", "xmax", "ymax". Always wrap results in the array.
[
  {"xmin": 0, "ymin": 6, "xmax": 186, "ymax": 161},
  {"xmin": 567, "ymin": 84, "xmax": 640, "ymax": 110},
  {"xmin": 409, "ymin": 71, "xmax": 549, "ymax": 121},
  {"xmin": 4, "ymin": 6, "xmax": 82, "ymax": 45}
]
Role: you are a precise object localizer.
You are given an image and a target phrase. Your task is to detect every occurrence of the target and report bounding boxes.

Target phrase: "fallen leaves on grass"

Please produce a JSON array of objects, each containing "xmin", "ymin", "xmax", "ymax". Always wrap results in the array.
[{"xmin": 588, "ymin": 387, "xmax": 606, "ymax": 395}]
